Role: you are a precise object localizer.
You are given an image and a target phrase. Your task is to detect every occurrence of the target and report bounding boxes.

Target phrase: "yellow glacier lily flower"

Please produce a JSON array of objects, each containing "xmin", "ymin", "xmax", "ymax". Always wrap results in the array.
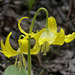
[
  {"xmin": 18, "ymin": 17, "xmax": 40, "ymax": 54},
  {"xmin": 33, "ymin": 17, "xmax": 75, "ymax": 55},
  {"xmin": 0, "ymin": 32, "xmax": 40, "ymax": 58}
]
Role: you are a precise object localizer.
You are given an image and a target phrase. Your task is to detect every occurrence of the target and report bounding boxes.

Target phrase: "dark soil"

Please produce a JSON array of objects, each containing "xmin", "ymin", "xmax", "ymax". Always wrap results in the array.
[{"xmin": 0, "ymin": 0, "xmax": 75, "ymax": 75}]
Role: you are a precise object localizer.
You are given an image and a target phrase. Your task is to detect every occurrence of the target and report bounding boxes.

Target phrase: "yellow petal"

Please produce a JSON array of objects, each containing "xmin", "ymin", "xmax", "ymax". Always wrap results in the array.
[
  {"xmin": 1, "ymin": 40, "xmax": 7, "ymax": 52},
  {"xmin": 53, "ymin": 28, "xmax": 65, "ymax": 45},
  {"xmin": 48, "ymin": 17, "xmax": 57, "ymax": 33},
  {"xmin": 18, "ymin": 17, "xmax": 29, "ymax": 35},
  {"xmin": 39, "ymin": 29, "xmax": 56, "ymax": 45},
  {"xmin": 0, "ymin": 51, "xmax": 11, "ymax": 58},
  {"xmin": 19, "ymin": 37, "xmax": 40, "ymax": 55},
  {"xmin": 5, "ymin": 32, "xmax": 19, "ymax": 56},
  {"xmin": 0, "ymin": 40, "xmax": 11, "ymax": 58},
  {"xmin": 34, "ymin": 28, "xmax": 46, "ymax": 40},
  {"xmin": 18, "ymin": 38, "xmax": 28, "ymax": 53},
  {"xmin": 30, "ymin": 40, "xmax": 40, "ymax": 54},
  {"xmin": 65, "ymin": 32, "xmax": 75, "ymax": 43}
]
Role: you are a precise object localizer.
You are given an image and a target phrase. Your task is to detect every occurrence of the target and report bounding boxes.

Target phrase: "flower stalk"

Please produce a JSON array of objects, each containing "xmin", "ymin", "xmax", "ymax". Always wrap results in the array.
[
  {"xmin": 28, "ymin": 7, "xmax": 49, "ymax": 75},
  {"xmin": 29, "ymin": 7, "xmax": 48, "ymax": 33}
]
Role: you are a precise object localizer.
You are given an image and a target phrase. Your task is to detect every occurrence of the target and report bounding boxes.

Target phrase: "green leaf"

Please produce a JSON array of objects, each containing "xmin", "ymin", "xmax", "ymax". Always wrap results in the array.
[
  {"xmin": 4, "ymin": 65, "xmax": 28, "ymax": 75},
  {"xmin": 28, "ymin": 0, "xmax": 35, "ymax": 10},
  {"xmin": 0, "ymin": 0, "xmax": 3, "ymax": 2}
]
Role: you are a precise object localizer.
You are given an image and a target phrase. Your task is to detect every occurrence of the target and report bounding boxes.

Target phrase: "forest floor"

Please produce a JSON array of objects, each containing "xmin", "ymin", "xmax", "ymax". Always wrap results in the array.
[{"xmin": 0, "ymin": 0, "xmax": 75, "ymax": 75}]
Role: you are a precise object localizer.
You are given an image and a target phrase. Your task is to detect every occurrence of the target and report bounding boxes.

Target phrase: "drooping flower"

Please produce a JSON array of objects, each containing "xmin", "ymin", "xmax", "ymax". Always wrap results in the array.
[
  {"xmin": 0, "ymin": 17, "xmax": 40, "ymax": 58},
  {"xmin": 33, "ymin": 17, "xmax": 75, "ymax": 55},
  {"xmin": 0, "ymin": 32, "xmax": 40, "ymax": 58},
  {"xmin": 18, "ymin": 17, "xmax": 40, "ymax": 54}
]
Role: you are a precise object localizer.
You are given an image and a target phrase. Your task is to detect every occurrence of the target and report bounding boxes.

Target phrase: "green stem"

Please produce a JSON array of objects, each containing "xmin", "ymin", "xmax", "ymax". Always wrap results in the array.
[
  {"xmin": 28, "ymin": 35, "xmax": 31, "ymax": 75},
  {"xmin": 28, "ymin": 7, "xmax": 48, "ymax": 75},
  {"xmin": 29, "ymin": 7, "xmax": 48, "ymax": 33}
]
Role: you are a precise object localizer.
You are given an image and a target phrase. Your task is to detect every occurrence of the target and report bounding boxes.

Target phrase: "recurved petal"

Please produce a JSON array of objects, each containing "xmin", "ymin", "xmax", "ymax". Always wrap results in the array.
[
  {"xmin": 65, "ymin": 32, "xmax": 75, "ymax": 43},
  {"xmin": 18, "ymin": 17, "xmax": 29, "ymax": 35},
  {"xmin": 53, "ymin": 28, "xmax": 65, "ymax": 45},
  {"xmin": 0, "ymin": 51, "xmax": 11, "ymax": 58},
  {"xmin": 1, "ymin": 40, "xmax": 7, "ymax": 52},
  {"xmin": 5, "ymin": 32, "xmax": 19, "ymax": 56},
  {"xmin": 1, "ymin": 40, "xmax": 13, "ymax": 58},
  {"xmin": 48, "ymin": 17, "xmax": 57, "ymax": 33}
]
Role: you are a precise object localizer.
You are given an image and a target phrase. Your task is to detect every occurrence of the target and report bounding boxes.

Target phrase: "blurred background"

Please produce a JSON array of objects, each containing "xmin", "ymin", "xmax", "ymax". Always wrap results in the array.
[{"xmin": 0, "ymin": 0, "xmax": 75, "ymax": 75}]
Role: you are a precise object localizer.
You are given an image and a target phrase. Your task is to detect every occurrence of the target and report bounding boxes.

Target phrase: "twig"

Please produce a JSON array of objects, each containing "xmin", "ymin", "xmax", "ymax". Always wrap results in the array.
[
  {"xmin": 37, "ymin": 54, "xmax": 43, "ymax": 67},
  {"xmin": 66, "ymin": 0, "xmax": 73, "ymax": 21}
]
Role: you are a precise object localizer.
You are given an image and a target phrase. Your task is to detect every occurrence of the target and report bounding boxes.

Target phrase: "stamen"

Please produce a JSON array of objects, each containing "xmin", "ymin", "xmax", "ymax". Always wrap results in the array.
[{"xmin": 41, "ymin": 41, "xmax": 49, "ymax": 55}]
